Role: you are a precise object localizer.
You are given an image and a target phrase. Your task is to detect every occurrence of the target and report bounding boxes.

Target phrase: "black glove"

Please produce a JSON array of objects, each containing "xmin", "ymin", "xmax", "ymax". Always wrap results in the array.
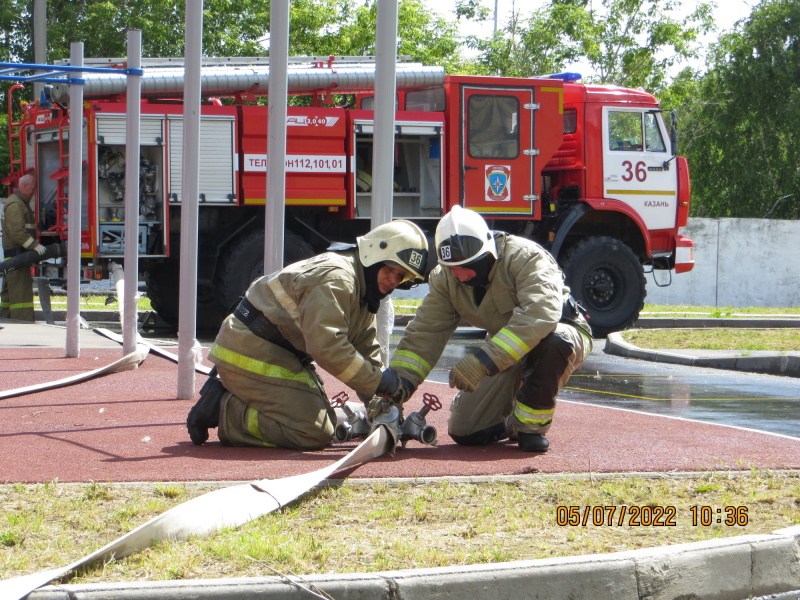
[{"xmin": 375, "ymin": 368, "xmax": 416, "ymax": 405}]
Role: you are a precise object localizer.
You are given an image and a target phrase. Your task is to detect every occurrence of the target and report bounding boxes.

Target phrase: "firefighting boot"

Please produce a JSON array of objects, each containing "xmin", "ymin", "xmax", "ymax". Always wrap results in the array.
[
  {"xmin": 186, "ymin": 377, "xmax": 225, "ymax": 445},
  {"xmin": 517, "ymin": 432, "xmax": 550, "ymax": 453}
]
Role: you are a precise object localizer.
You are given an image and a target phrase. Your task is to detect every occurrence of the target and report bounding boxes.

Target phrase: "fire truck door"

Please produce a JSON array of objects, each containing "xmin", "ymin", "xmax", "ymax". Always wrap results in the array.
[
  {"xmin": 461, "ymin": 87, "xmax": 535, "ymax": 216},
  {"xmin": 602, "ymin": 107, "xmax": 678, "ymax": 230}
]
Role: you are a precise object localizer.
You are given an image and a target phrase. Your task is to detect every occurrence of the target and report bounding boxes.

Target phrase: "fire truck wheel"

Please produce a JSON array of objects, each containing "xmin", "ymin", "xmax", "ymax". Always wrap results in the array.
[
  {"xmin": 213, "ymin": 228, "xmax": 314, "ymax": 325},
  {"xmin": 145, "ymin": 257, "xmax": 221, "ymax": 332},
  {"xmin": 562, "ymin": 236, "xmax": 646, "ymax": 338}
]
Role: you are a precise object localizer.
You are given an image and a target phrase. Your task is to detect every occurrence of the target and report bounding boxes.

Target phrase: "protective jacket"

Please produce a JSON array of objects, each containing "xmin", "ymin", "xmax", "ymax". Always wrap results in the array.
[
  {"xmin": 392, "ymin": 232, "xmax": 588, "ymax": 385},
  {"xmin": 1, "ymin": 190, "xmax": 37, "ymax": 321},
  {"xmin": 2, "ymin": 191, "xmax": 37, "ymax": 253},
  {"xmin": 210, "ymin": 249, "xmax": 384, "ymax": 399}
]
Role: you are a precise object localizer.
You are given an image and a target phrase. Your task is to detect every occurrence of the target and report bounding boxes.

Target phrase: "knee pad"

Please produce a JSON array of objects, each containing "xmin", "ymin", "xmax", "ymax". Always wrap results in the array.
[{"xmin": 450, "ymin": 422, "xmax": 507, "ymax": 446}]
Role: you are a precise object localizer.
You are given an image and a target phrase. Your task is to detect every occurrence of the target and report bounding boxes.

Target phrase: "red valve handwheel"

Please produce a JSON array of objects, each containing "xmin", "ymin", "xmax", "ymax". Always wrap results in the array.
[
  {"xmin": 330, "ymin": 391, "xmax": 349, "ymax": 408},
  {"xmin": 422, "ymin": 392, "xmax": 442, "ymax": 411}
]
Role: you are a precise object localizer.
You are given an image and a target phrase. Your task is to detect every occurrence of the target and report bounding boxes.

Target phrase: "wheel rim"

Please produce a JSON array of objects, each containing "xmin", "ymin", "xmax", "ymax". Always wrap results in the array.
[{"xmin": 582, "ymin": 264, "xmax": 621, "ymax": 311}]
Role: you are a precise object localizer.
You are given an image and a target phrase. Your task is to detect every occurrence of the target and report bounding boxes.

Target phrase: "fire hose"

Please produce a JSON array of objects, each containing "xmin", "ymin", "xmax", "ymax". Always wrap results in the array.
[
  {"xmin": 0, "ymin": 424, "xmax": 396, "ymax": 600},
  {"xmin": 0, "ymin": 353, "xmax": 437, "ymax": 598},
  {"xmin": 0, "ymin": 242, "xmax": 67, "ymax": 278}
]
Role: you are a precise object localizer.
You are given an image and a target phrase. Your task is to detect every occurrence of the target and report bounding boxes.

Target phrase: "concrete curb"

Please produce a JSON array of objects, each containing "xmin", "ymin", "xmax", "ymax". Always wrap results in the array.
[
  {"xmin": 26, "ymin": 525, "xmax": 800, "ymax": 600},
  {"xmin": 605, "ymin": 332, "xmax": 800, "ymax": 378},
  {"xmin": 634, "ymin": 317, "xmax": 800, "ymax": 329},
  {"xmin": 398, "ymin": 315, "xmax": 800, "ymax": 330}
]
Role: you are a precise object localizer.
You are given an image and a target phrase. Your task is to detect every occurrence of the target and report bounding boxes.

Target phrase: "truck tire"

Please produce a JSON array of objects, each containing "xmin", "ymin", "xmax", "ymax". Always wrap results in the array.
[
  {"xmin": 145, "ymin": 257, "xmax": 220, "ymax": 331},
  {"xmin": 561, "ymin": 236, "xmax": 646, "ymax": 338},
  {"xmin": 213, "ymin": 228, "xmax": 314, "ymax": 324}
]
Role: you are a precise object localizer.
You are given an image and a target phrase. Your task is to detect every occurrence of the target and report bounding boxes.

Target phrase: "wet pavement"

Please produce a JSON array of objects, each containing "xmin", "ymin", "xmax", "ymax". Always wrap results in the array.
[
  {"xmin": 569, "ymin": 350, "xmax": 800, "ymax": 439},
  {"xmin": 402, "ymin": 334, "xmax": 800, "ymax": 440}
]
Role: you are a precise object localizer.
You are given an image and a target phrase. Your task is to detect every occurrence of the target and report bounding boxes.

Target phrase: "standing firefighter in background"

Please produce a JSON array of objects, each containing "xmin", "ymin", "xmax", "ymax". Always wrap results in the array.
[
  {"xmin": 1, "ymin": 173, "xmax": 42, "ymax": 322},
  {"xmin": 387, "ymin": 206, "xmax": 592, "ymax": 452},
  {"xmin": 187, "ymin": 220, "xmax": 429, "ymax": 450}
]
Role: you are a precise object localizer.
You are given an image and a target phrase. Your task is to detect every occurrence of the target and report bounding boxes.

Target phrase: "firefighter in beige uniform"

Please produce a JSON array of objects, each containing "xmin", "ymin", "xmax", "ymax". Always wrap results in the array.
[
  {"xmin": 187, "ymin": 220, "xmax": 429, "ymax": 450},
  {"xmin": 1, "ymin": 174, "xmax": 43, "ymax": 321},
  {"xmin": 388, "ymin": 206, "xmax": 592, "ymax": 452}
]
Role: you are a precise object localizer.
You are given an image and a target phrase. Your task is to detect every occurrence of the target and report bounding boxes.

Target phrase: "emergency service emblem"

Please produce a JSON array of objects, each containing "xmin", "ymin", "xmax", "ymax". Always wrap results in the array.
[{"xmin": 486, "ymin": 165, "xmax": 511, "ymax": 202}]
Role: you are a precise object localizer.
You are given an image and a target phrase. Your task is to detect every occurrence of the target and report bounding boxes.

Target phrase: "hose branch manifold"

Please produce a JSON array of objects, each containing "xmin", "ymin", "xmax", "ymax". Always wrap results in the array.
[{"xmin": 330, "ymin": 391, "xmax": 440, "ymax": 448}]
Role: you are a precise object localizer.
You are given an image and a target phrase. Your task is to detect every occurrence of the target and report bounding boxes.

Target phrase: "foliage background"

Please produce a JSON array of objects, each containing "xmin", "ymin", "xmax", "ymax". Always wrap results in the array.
[{"xmin": 0, "ymin": 0, "xmax": 797, "ymax": 219}]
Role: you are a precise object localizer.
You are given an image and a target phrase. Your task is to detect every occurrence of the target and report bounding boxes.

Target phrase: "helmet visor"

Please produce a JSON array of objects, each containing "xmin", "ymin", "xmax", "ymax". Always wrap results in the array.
[
  {"xmin": 437, "ymin": 234, "xmax": 486, "ymax": 265},
  {"xmin": 384, "ymin": 262, "xmax": 416, "ymax": 284}
]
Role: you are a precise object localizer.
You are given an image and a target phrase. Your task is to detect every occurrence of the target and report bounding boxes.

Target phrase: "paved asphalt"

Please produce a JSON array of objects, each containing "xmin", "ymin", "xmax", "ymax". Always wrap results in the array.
[{"xmin": 1, "ymin": 315, "xmax": 798, "ymax": 483}]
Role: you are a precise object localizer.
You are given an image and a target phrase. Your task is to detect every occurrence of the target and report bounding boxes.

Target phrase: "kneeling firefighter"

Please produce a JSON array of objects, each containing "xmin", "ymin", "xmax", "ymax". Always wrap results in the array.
[
  {"xmin": 187, "ymin": 220, "xmax": 429, "ymax": 450},
  {"xmin": 386, "ymin": 206, "xmax": 593, "ymax": 452}
]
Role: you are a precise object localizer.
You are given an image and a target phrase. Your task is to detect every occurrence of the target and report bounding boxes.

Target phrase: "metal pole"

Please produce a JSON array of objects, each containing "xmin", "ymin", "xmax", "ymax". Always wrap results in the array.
[
  {"xmin": 177, "ymin": 0, "xmax": 203, "ymax": 399},
  {"xmin": 372, "ymin": 0, "xmax": 400, "ymax": 364},
  {"xmin": 33, "ymin": 0, "xmax": 46, "ymax": 101},
  {"xmin": 122, "ymin": 29, "xmax": 142, "ymax": 355},
  {"xmin": 65, "ymin": 43, "xmax": 84, "ymax": 357},
  {"xmin": 371, "ymin": 0, "xmax": 398, "ymax": 229},
  {"xmin": 264, "ymin": 0, "xmax": 290, "ymax": 274}
]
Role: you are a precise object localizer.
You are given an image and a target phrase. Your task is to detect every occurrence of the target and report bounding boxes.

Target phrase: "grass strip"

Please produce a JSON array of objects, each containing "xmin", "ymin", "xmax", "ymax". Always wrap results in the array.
[
  {"xmin": 622, "ymin": 328, "xmax": 800, "ymax": 352},
  {"xmin": 2, "ymin": 472, "xmax": 799, "ymax": 584}
]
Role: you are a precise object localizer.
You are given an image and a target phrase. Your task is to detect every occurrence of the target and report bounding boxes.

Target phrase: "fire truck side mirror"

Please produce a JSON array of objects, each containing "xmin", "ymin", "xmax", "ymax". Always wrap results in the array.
[{"xmin": 669, "ymin": 109, "xmax": 679, "ymax": 156}]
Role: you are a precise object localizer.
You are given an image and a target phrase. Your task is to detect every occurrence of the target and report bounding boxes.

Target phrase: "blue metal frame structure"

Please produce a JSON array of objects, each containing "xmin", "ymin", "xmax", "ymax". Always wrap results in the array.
[{"xmin": 0, "ymin": 61, "xmax": 142, "ymax": 85}]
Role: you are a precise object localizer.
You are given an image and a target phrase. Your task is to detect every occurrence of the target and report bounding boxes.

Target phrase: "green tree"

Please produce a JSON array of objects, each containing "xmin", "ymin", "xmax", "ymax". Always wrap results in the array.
[
  {"xmin": 680, "ymin": 0, "xmax": 800, "ymax": 219},
  {"xmin": 470, "ymin": 0, "xmax": 714, "ymax": 93},
  {"xmin": 42, "ymin": 0, "xmax": 269, "ymax": 60},
  {"xmin": 287, "ymin": 0, "xmax": 466, "ymax": 73},
  {"xmin": 7, "ymin": 0, "xmax": 466, "ymax": 72}
]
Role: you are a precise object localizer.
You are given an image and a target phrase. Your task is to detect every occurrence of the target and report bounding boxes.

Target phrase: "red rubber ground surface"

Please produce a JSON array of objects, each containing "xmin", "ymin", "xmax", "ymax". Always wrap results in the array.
[{"xmin": 1, "ymin": 347, "xmax": 799, "ymax": 484}]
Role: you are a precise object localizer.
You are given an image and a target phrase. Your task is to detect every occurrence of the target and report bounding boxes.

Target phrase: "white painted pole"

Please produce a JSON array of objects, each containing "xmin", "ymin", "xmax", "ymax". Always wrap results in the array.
[
  {"xmin": 33, "ymin": 0, "xmax": 46, "ymax": 101},
  {"xmin": 177, "ymin": 0, "xmax": 203, "ymax": 399},
  {"xmin": 372, "ymin": 0, "xmax": 399, "ymax": 364},
  {"xmin": 265, "ymin": 0, "xmax": 290, "ymax": 274},
  {"xmin": 122, "ymin": 29, "xmax": 142, "ymax": 356},
  {"xmin": 372, "ymin": 0, "xmax": 398, "ymax": 229},
  {"xmin": 65, "ymin": 43, "xmax": 84, "ymax": 357}
]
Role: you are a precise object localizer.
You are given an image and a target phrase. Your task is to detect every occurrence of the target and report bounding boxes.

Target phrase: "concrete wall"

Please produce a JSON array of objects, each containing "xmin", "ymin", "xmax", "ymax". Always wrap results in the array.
[{"xmin": 644, "ymin": 218, "xmax": 800, "ymax": 308}]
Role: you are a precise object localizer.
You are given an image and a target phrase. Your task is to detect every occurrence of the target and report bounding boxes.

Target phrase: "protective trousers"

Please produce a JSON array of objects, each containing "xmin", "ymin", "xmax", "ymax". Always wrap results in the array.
[
  {"xmin": 448, "ymin": 322, "xmax": 591, "ymax": 442},
  {"xmin": 215, "ymin": 357, "xmax": 337, "ymax": 450},
  {"xmin": 0, "ymin": 267, "xmax": 34, "ymax": 321}
]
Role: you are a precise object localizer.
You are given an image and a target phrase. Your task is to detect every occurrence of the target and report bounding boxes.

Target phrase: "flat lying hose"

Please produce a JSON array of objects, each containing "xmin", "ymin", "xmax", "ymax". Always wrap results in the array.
[
  {"xmin": 0, "ymin": 425, "xmax": 395, "ymax": 600},
  {"xmin": 0, "ymin": 344, "xmax": 149, "ymax": 400}
]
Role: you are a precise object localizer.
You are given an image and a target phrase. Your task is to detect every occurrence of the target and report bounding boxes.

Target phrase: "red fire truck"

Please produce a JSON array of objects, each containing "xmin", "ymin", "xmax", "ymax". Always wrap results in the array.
[{"xmin": 6, "ymin": 56, "xmax": 693, "ymax": 336}]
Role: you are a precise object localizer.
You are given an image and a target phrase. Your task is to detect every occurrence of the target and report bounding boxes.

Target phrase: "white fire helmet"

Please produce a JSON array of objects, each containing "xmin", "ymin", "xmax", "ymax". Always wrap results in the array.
[
  {"xmin": 435, "ymin": 205, "xmax": 498, "ymax": 267},
  {"xmin": 357, "ymin": 220, "xmax": 429, "ymax": 282}
]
